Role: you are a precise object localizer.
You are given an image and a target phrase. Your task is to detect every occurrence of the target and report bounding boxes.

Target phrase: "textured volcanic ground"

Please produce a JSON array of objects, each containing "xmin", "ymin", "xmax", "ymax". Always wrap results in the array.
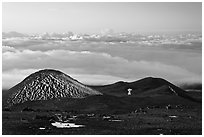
[
  {"xmin": 4, "ymin": 69, "xmax": 102, "ymax": 107},
  {"xmin": 2, "ymin": 69, "xmax": 202, "ymax": 135}
]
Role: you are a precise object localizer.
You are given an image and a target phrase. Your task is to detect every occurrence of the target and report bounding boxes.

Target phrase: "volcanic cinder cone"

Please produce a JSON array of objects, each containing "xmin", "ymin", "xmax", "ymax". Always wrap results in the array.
[{"xmin": 6, "ymin": 69, "xmax": 102, "ymax": 106}]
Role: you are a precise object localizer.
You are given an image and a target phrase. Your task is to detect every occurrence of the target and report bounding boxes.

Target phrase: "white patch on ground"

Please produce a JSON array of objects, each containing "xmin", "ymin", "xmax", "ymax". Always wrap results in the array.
[
  {"xmin": 169, "ymin": 115, "xmax": 178, "ymax": 118},
  {"xmin": 51, "ymin": 121, "xmax": 85, "ymax": 128},
  {"xmin": 109, "ymin": 119, "xmax": 123, "ymax": 122},
  {"xmin": 39, "ymin": 127, "xmax": 46, "ymax": 130},
  {"xmin": 103, "ymin": 116, "xmax": 111, "ymax": 119}
]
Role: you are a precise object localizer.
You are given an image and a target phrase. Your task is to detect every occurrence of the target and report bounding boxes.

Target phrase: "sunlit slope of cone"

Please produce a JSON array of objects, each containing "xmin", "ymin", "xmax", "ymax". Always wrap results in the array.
[{"xmin": 7, "ymin": 69, "xmax": 102, "ymax": 105}]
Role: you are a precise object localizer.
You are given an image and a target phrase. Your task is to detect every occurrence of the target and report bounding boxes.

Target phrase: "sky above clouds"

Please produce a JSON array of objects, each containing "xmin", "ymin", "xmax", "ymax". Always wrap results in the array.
[
  {"xmin": 3, "ymin": 2, "xmax": 202, "ymax": 34},
  {"xmin": 2, "ymin": 2, "xmax": 202, "ymax": 89}
]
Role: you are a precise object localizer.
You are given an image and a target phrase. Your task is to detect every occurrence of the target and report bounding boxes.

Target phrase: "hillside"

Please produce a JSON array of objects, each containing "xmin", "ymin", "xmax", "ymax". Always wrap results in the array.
[
  {"xmin": 4, "ymin": 69, "xmax": 102, "ymax": 107},
  {"xmin": 90, "ymin": 77, "xmax": 200, "ymax": 102}
]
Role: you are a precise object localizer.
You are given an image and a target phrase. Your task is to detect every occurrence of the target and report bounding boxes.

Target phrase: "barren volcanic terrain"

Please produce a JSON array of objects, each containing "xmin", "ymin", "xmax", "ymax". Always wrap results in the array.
[{"xmin": 2, "ymin": 69, "xmax": 202, "ymax": 135}]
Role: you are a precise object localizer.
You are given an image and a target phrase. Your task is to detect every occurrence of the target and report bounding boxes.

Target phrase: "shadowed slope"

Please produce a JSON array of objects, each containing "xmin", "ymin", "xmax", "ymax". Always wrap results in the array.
[{"xmin": 90, "ymin": 77, "xmax": 200, "ymax": 102}]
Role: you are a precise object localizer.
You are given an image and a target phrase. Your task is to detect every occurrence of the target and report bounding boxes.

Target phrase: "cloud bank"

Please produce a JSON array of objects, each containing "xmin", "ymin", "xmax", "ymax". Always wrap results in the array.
[{"xmin": 2, "ymin": 32, "xmax": 202, "ymax": 89}]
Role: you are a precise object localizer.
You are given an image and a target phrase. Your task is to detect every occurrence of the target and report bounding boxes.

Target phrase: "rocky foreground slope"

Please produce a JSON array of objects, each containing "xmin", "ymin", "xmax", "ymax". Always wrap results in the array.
[{"xmin": 6, "ymin": 69, "xmax": 102, "ymax": 106}]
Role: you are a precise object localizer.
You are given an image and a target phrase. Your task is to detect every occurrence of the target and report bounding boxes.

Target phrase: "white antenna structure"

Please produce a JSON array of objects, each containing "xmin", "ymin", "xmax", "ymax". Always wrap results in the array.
[{"xmin": 127, "ymin": 88, "xmax": 132, "ymax": 96}]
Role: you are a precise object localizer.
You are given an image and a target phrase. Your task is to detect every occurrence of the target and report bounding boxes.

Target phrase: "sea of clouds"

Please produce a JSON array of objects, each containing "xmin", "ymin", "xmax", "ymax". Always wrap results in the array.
[{"xmin": 2, "ymin": 31, "xmax": 202, "ymax": 89}]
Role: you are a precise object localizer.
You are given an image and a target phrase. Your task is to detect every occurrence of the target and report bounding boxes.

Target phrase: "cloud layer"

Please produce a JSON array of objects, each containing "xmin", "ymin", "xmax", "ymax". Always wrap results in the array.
[{"xmin": 2, "ymin": 32, "xmax": 202, "ymax": 89}]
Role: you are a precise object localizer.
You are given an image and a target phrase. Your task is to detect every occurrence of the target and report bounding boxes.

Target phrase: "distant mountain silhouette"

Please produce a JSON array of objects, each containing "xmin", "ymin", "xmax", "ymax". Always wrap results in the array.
[
  {"xmin": 5, "ymin": 69, "xmax": 102, "ymax": 106},
  {"xmin": 90, "ymin": 77, "xmax": 200, "ymax": 102},
  {"xmin": 2, "ymin": 31, "xmax": 28, "ymax": 38}
]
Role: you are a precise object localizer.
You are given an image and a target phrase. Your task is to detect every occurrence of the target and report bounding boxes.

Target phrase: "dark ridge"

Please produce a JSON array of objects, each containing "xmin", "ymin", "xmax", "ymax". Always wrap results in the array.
[
  {"xmin": 179, "ymin": 83, "xmax": 202, "ymax": 90},
  {"xmin": 90, "ymin": 77, "xmax": 201, "ymax": 103}
]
